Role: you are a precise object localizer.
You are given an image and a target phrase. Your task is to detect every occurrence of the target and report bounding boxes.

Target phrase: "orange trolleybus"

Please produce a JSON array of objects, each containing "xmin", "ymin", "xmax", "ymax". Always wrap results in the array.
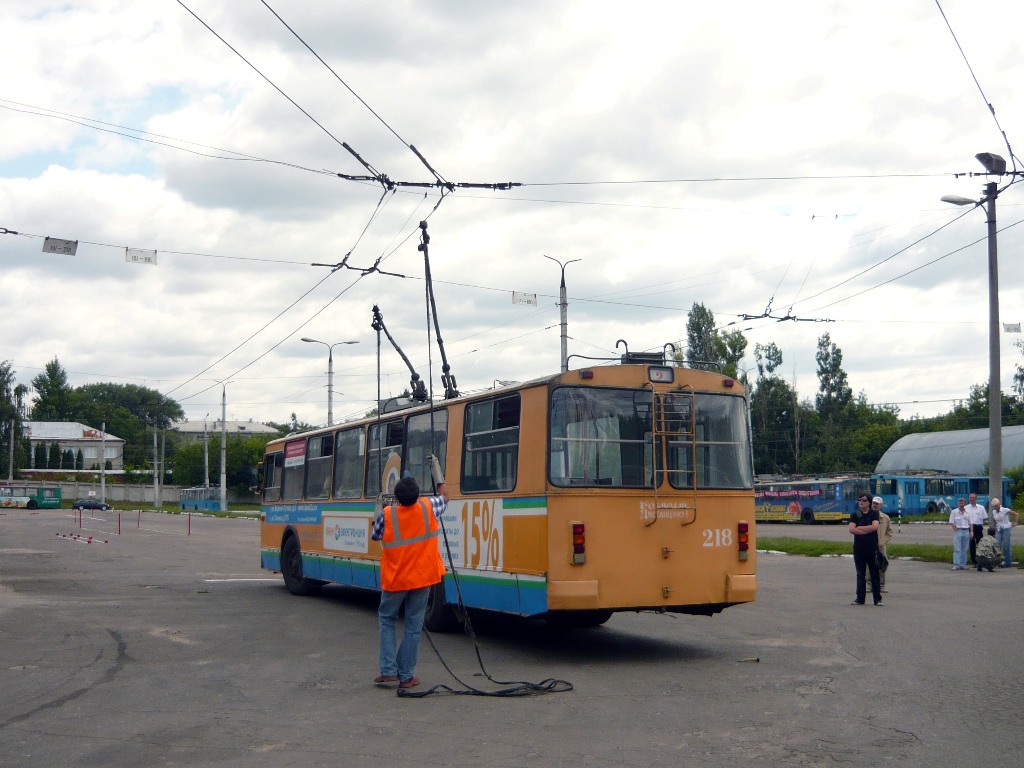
[{"xmin": 258, "ymin": 362, "xmax": 756, "ymax": 630}]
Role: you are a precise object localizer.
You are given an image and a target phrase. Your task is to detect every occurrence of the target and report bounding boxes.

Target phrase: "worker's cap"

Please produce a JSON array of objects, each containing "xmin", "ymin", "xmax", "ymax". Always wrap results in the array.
[{"xmin": 871, "ymin": 496, "xmax": 883, "ymax": 504}]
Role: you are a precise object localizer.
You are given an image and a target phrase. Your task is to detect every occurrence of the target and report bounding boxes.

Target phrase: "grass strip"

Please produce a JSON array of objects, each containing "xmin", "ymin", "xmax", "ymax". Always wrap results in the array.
[{"xmin": 757, "ymin": 536, "xmax": 1022, "ymax": 566}]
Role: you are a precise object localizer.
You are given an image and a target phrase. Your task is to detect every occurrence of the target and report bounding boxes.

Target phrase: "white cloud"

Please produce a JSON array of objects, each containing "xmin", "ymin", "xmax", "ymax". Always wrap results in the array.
[{"xmin": 2, "ymin": 0, "xmax": 1024, "ymax": 430}]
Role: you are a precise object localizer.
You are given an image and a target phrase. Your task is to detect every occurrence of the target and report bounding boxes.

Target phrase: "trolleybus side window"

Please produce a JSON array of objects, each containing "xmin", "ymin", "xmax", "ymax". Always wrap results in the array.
[
  {"xmin": 304, "ymin": 434, "xmax": 334, "ymax": 500},
  {"xmin": 282, "ymin": 440, "xmax": 306, "ymax": 501},
  {"xmin": 549, "ymin": 387, "xmax": 654, "ymax": 488},
  {"xmin": 406, "ymin": 410, "xmax": 448, "ymax": 492},
  {"xmin": 263, "ymin": 451, "xmax": 284, "ymax": 502},
  {"xmin": 365, "ymin": 419, "xmax": 404, "ymax": 497},
  {"xmin": 668, "ymin": 394, "xmax": 751, "ymax": 490},
  {"xmin": 462, "ymin": 394, "xmax": 520, "ymax": 493},
  {"xmin": 332, "ymin": 428, "xmax": 365, "ymax": 499},
  {"xmin": 925, "ymin": 477, "xmax": 954, "ymax": 496},
  {"xmin": 842, "ymin": 478, "xmax": 871, "ymax": 500}
]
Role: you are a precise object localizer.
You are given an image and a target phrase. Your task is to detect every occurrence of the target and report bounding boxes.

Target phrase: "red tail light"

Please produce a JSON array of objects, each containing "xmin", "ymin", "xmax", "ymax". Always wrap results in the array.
[
  {"xmin": 571, "ymin": 522, "xmax": 586, "ymax": 564},
  {"xmin": 738, "ymin": 521, "xmax": 750, "ymax": 561}
]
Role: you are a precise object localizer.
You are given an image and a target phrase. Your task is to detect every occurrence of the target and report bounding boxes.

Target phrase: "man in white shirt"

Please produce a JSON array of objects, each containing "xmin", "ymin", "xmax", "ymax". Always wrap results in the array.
[{"xmin": 965, "ymin": 492, "xmax": 988, "ymax": 567}]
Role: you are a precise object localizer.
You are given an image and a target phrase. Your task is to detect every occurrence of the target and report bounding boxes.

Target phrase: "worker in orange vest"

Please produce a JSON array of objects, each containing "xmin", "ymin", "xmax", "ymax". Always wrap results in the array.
[{"xmin": 371, "ymin": 454, "xmax": 449, "ymax": 690}]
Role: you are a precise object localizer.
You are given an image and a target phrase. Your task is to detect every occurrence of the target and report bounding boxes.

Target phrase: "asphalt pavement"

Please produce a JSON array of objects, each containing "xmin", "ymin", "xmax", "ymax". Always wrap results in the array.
[{"xmin": 1, "ymin": 508, "xmax": 1022, "ymax": 767}]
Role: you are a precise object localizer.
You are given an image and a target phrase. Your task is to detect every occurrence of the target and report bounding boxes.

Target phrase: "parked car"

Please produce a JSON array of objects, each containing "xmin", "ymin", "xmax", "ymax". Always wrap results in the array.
[{"xmin": 72, "ymin": 498, "xmax": 110, "ymax": 511}]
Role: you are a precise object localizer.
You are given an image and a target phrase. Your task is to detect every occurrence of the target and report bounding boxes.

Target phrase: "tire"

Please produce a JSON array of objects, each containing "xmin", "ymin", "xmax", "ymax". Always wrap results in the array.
[
  {"xmin": 801, "ymin": 508, "xmax": 814, "ymax": 525},
  {"xmin": 926, "ymin": 501, "xmax": 937, "ymax": 514},
  {"xmin": 423, "ymin": 581, "xmax": 461, "ymax": 633},
  {"xmin": 280, "ymin": 534, "xmax": 322, "ymax": 596},
  {"xmin": 27, "ymin": 500, "xmax": 38, "ymax": 510},
  {"xmin": 545, "ymin": 609, "xmax": 614, "ymax": 629}
]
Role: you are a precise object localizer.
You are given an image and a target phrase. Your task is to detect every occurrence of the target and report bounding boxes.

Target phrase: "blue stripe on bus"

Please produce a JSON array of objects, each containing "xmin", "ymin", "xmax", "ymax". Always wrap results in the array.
[{"xmin": 262, "ymin": 548, "xmax": 548, "ymax": 617}]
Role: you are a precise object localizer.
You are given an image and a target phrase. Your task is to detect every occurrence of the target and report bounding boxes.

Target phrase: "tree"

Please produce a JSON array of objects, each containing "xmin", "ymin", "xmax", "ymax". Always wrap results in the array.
[
  {"xmin": 30, "ymin": 358, "xmax": 76, "ymax": 421},
  {"xmin": 0, "ymin": 360, "xmax": 31, "ymax": 473},
  {"xmin": 685, "ymin": 303, "xmax": 720, "ymax": 371},
  {"xmin": 34, "ymin": 442, "xmax": 47, "ymax": 469},
  {"xmin": 1014, "ymin": 339, "xmax": 1024, "ymax": 400},
  {"xmin": 754, "ymin": 342, "xmax": 783, "ymax": 378},
  {"xmin": 814, "ymin": 333, "xmax": 852, "ymax": 420},
  {"xmin": 684, "ymin": 303, "xmax": 747, "ymax": 375},
  {"xmin": 749, "ymin": 343, "xmax": 802, "ymax": 474},
  {"xmin": 714, "ymin": 328, "xmax": 748, "ymax": 379},
  {"xmin": 74, "ymin": 382, "xmax": 184, "ymax": 468},
  {"xmin": 265, "ymin": 413, "xmax": 314, "ymax": 435},
  {"xmin": 171, "ymin": 434, "xmax": 270, "ymax": 495}
]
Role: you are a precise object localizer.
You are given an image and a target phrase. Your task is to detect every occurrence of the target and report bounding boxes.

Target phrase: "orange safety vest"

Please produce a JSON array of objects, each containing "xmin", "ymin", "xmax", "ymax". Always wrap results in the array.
[{"xmin": 380, "ymin": 498, "xmax": 446, "ymax": 592}]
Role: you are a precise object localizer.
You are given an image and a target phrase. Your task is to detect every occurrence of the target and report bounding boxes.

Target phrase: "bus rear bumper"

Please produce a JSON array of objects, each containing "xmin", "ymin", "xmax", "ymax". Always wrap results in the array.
[
  {"xmin": 726, "ymin": 573, "xmax": 757, "ymax": 602},
  {"xmin": 547, "ymin": 579, "xmax": 600, "ymax": 609}
]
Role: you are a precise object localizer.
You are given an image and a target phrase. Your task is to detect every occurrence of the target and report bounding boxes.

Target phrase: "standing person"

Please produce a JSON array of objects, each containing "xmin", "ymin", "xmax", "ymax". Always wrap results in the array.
[
  {"xmin": 990, "ymin": 498, "xmax": 1018, "ymax": 568},
  {"xmin": 965, "ymin": 492, "xmax": 988, "ymax": 566},
  {"xmin": 866, "ymin": 496, "xmax": 893, "ymax": 594},
  {"xmin": 371, "ymin": 455, "xmax": 449, "ymax": 690},
  {"xmin": 849, "ymin": 494, "xmax": 882, "ymax": 606},
  {"xmin": 949, "ymin": 498, "xmax": 971, "ymax": 570}
]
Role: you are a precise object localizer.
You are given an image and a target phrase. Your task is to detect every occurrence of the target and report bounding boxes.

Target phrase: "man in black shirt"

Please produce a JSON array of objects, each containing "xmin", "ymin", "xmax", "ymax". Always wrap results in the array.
[{"xmin": 849, "ymin": 494, "xmax": 882, "ymax": 606}]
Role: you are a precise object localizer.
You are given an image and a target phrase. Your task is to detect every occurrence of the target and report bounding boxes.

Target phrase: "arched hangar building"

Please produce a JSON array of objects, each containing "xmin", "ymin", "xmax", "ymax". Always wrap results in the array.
[{"xmin": 875, "ymin": 425, "xmax": 1024, "ymax": 476}]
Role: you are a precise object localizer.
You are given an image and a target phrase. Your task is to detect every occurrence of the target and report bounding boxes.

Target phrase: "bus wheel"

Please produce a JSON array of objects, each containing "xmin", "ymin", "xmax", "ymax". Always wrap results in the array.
[
  {"xmin": 801, "ymin": 508, "xmax": 814, "ymax": 525},
  {"xmin": 423, "ymin": 582, "xmax": 461, "ymax": 633},
  {"xmin": 27, "ymin": 500, "xmax": 38, "ymax": 510},
  {"xmin": 926, "ymin": 501, "xmax": 937, "ymax": 514},
  {"xmin": 280, "ymin": 534, "xmax": 322, "ymax": 597},
  {"xmin": 545, "ymin": 610, "xmax": 613, "ymax": 629}
]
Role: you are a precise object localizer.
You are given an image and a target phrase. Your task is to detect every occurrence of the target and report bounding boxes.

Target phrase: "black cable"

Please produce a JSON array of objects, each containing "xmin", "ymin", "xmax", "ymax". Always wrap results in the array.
[
  {"xmin": 935, "ymin": 0, "xmax": 1020, "ymax": 174},
  {"xmin": 175, "ymin": 1, "xmax": 351, "ymax": 156},
  {"xmin": 397, "ymin": 225, "xmax": 571, "ymax": 699},
  {"xmin": 0, "ymin": 99, "xmax": 336, "ymax": 177}
]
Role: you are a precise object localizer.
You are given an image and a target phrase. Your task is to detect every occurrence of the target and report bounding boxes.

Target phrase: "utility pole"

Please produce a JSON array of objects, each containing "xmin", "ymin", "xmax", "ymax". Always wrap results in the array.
[
  {"xmin": 152, "ymin": 417, "xmax": 159, "ymax": 508},
  {"xmin": 942, "ymin": 152, "xmax": 1005, "ymax": 514},
  {"xmin": 543, "ymin": 255, "xmax": 581, "ymax": 373},
  {"xmin": 203, "ymin": 413, "xmax": 210, "ymax": 488},
  {"xmin": 220, "ymin": 383, "xmax": 228, "ymax": 513},
  {"xmin": 301, "ymin": 338, "xmax": 358, "ymax": 426},
  {"xmin": 100, "ymin": 421, "xmax": 106, "ymax": 503}
]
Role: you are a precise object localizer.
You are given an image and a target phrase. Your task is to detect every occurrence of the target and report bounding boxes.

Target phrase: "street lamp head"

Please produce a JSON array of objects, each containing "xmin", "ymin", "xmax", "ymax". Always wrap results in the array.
[
  {"xmin": 941, "ymin": 194, "xmax": 977, "ymax": 206},
  {"xmin": 300, "ymin": 337, "xmax": 321, "ymax": 344},
  {"xmin": 975, "ymin": 152, "xmax": 1006, "ymax": 175}
]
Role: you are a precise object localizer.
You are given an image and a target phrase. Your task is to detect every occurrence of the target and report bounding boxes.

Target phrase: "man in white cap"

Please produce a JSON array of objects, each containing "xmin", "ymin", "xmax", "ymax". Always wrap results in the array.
[{"xmin": 867, "ymin": 496, "xmax": 893, "ymax": 594}]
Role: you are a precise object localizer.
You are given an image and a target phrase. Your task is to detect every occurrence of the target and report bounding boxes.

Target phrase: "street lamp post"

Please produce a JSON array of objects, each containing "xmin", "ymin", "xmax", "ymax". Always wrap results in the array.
[
  {"xmin": 942, "ymin": 152, "xmax": 1005, "ymax": 512},
  {"xmin": 301, "ymin": 338, "xmax": 358, "ymax": 426},
  {"xmin": 203, "ymin": 412, "xmax": 210, "ymax": 488},
  {"xmin": 220, "ymin": 382, "xmax": 233, "ymax": 513},
  {"xmin": 543, "ymin": 255, "xmax": 581, "ymax": 373}
]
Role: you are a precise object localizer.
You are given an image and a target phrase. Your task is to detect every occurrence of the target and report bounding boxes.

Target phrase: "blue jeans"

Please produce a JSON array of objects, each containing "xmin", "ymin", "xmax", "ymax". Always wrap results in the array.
[
  {"xmin": 378, "ymin": 586, "xmax": 430, "ymax": 681},
  {"xmin": 953, "ymin": 528, "xmax": 970, "ymax": 568},
  {"xmin": 997, "ymin": 527, "xmax": 1013, "ymax": 567}
]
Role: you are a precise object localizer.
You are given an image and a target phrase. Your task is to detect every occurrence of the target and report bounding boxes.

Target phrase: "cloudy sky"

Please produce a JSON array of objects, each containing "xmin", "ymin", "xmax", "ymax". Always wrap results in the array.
[{"xmin": 3, "ymin": 0, "xmax": 1024, "ymax": 430}]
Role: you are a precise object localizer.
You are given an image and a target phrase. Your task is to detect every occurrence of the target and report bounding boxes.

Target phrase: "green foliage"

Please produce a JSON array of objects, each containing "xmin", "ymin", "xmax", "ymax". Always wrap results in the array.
[
  {"xmin": 30, "ymin": 358, "xmax": 77, "ymax": 421},
  {"xmin": 685, "ymin": 302, "xmax": 721, "ymax": 371},
  {"xmin": 170, "ymin": 434, "xmax": 272, "ymax": 495},
  {"xmin": 750, "ymin": 371, "xmax": 800, "ymax": 474},
  {"xmin": 814, "ymin": 333, "xmax": 852, "ymax": 418},
  {"xmin": 1005, "ymin": 463, "xmax": 1024, "ymax": 509},
  {"xmin": 263, "ymin": 413, "xmax": 313, "ymax": 435}
]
